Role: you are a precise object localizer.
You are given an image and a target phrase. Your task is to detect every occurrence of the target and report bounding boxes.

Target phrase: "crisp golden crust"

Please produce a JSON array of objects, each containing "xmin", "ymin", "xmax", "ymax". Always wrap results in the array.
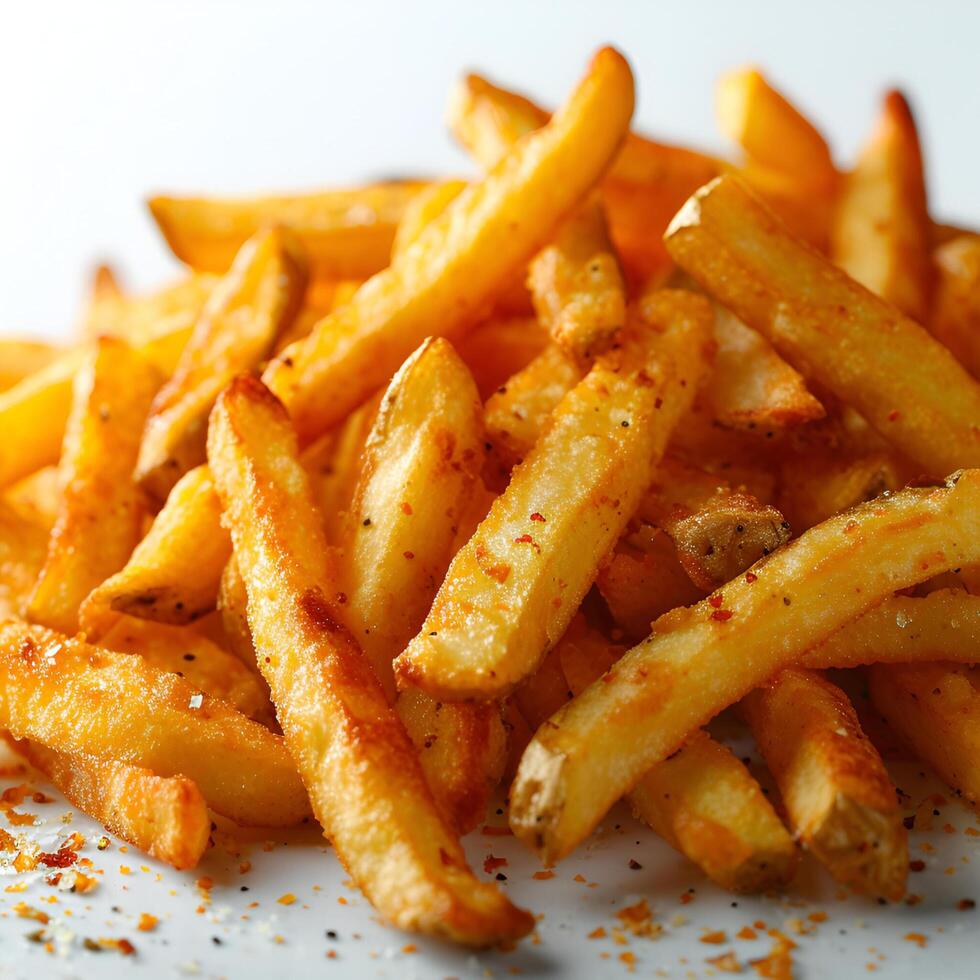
[
  {"xmin": 665, "ymin": 175, "xmax": 980, "ymax": 475},
  {"xmin": 28, "ymin": 338, "xmax": 161, "ymax": 635},
  {"xmin": 263, "ymin": 47, "xmax": 636, "ymax": 441},
  {"xmin": 742, "ymin": 669, "xmax": 907, "ymax": 899},
  {"xmin": 207, "ymin": 375, "xmax": 533, "ymax": 946},
  {"xmin": 0, "ymin": 618, "xmax": 307, "ymax": 827},
  {"xmin": 150, "ymin": 181, "xmax": 428, "ymax": 281},
  {"xmin": 394, "ymin": 290, "xmax": 712, "ymax": 700},
  {"xmin": 509, "ymin": 471, "xmax": 980, "ymax": 864},
  {"xmin": 8, "ymin": 737, "xmax": 210, "ymax": 871}
]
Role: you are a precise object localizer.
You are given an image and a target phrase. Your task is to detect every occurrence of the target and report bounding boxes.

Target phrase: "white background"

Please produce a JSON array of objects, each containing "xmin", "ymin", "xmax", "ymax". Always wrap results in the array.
[{"xmin": 2, "ymin": 0, "xmax": 979, "ymax": 339}]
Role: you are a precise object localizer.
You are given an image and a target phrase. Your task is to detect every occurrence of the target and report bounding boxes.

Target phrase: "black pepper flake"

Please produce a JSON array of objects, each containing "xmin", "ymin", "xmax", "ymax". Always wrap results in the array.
[
  {"xmin": 183, "ymin": 653, "xmax": 195, "ymax": 661},
  {"xmin": 212, "ymin": 936, "xmax": 223, "ymax": 945},
  {"xmin": 240, "ymin": 885, "xmax": 249, "ymax": 892},
  {"xmin": 496, "ymin": 872, "xmax": 507, "ymax": 881},
  {"xmin": 782, "ymin": 596, "xmax": 792, "ymax": 606},
  {"xmin": 903, "ymin": 816, "xmax": 915, "ymax": 830},
  {"xmin": 628, "ymin": 859, "xmax": 642, "ymax": 870},
  {"xmin": 620, "ymin": 420, "xmax": 630, "ymax": 427},
  {"xmin": 958, "ymin": 899, "xmax": 976, "ymax": 910},
  {"xmin": 362, "ymin": 518, "xmax": 371, "ymax": 527},
  {"xmin": 326, "ymin": 929, "xmax": 338, "ymax": 939}
]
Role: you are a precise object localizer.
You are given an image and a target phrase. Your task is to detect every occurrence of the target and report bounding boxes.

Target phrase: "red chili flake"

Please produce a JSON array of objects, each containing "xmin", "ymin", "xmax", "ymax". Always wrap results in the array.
[
  {"xmin": 711, "ymin": 609, "xmax": 734, "ymax": 622},
  {"xmin": 481, "ymin": 825, "xmax": 513, "ymax": 837},
  {"xmin": 403, "ymin": 551, "xmax": 415, "ymax": 560},
  {"xmin": 532, "ymin": 870, "xmax": 555, "ymax": 880},
  {"xmin": 514, "ymin": 534, "xmax": 533, "ymax": 544},
  {"xmin": 39, "ymin": 847, "xmax": 78, "ymax": 869},
  {"xmin": 335, "ymin": 592, "xmax": 347, "ymax": 605},
  {"xmin": 708, "ymin": 594, "xmax": 724, "ymax": 608},
  {"xmin": 958, "ymin": 899, "xmax": 976, "ymax": 910},
  {"xmin": 888, "ymin": 410, "xmax": 901, "ymax": 422},
  {"xmin": 910, "ymin": 860, "xmax": 926, "ymax": 872},
  {"xmin": 530, "ymin": 512, "xmax": 545, "ymax": 522},
  {"xmin": 587, "ymin": 926, "xmax": 607, "ymax": 939},
  {"xmin": 745, "ymin": 572, "xmax": 758, "ymax": 583},
  {"xmin": 483, "ymin": 855, "xmax": 508, "ymax": 874},
  {"xmin": 400, "ymin": 502, "xmax": 413, "ymax": 515}
]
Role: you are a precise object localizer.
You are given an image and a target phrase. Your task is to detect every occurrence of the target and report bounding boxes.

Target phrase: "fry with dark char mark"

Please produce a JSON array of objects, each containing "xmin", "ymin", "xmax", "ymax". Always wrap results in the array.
[{"xmin": 207, "ymin": 375, "xmax": 533, "ymax": 946}]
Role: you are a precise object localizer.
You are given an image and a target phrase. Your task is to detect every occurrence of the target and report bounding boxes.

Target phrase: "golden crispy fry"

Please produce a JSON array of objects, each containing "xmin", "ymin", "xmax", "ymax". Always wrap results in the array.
[
  {"xmin": 395, "ymin": 290, "xmax": 712, "ymax": 699},
  {"xmin": 264, "ymin": 48, "xmax": 635, "ymax": 441},
  {"xmin": 805, "ymin": 590, "xmax": 980, "ymax": 669},
  {"xmin": 391, "ymin": 180, "xmax": 468, "ymax": 259},
  {"xmin": 0, "ymin": 340, "xmax": 60, "ymax": 391},
  {"xmin": 0, "ymin": 501, "xmax": 48, "ymax": 619},
  {"xmin": 136, "ymin": 227, "xmax": 307, "ymax": 502},
  {"xmin": 80, "ymin": 466, "xmax": 231, "ymax": 629},
  {"xmin": 556, "ymin": 621, "xmax": 797, "ymax": 893},
  {"xmin": 832, "ymin": 91, "xmax": 932, "ymax": 322},
  {"xmin": 665, "ymin": 176, "xmax": 980, "ymax": 475},
  {"xmin": 706, "ymin": 306, "xmax": 824, "ymax": 430},
  {"xmin": 5, "ymin": 468, "xmax": 61, "ymax": 530},
  {"xmin": 484, "ymin": 344, "xmax": 581, "ymax": 470},
  {"xmin": 510, "ymin": 471, "xmax": 980, "ymax": 863},
  {"xmin": 216, "ymin": 556, "xmax": 257, "ymax": 665},
  {"xmin": 743, "ymin": 669, "xmax": 907, "ymax": 899},
  {"xmin": 596, "ymin": 524, "xmax": 703, "ymax": 638},
  {"xmin": 99, "ymin": 617, "xmax": 273, "ymax": 724},
  {"xmin": 207, "ymin": 376, "xmax": 533, "ymax": 945},
  {"xmin": 456, "ymin": 315, "xmax": 549, "ymax": 400},
  {"xmin": 513, "ymin": 644, "xmax": 572, "ymax": 730},
  {"xmin": 870, "ymin": 663, "xmax": 980, "ymax": 806},
  {"xmin": 930, "ymin": 234, "xmax": 980, "ymax": 378},
  {"xmin": 0, "ymin": 619, "xmax": 308, "ymax": 826},
  {"xmin": 28, "ymin": 339, "xmax": 160, "ymax": 634},
  {"xmin": 527, "ymin": 196, "xmax": 625, "ymax": 363},
  {"xmin": 8, "ymin": 736, "xmax": 210, "ymax": 870},
  {"xmin": 716, "ymin": 67, "xmax": 836, "ymax": 187},
  {"xmin": 150, "ymin": 181, "xmax": 428, "ymax": 280}
]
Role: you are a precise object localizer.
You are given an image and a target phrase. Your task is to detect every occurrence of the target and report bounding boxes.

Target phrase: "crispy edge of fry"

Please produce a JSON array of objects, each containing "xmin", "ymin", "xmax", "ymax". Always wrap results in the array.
[
  {"xmin": 6, "ymin": 736, "xmax": 210, "ymax": 870},
  {"xmin": 930, "ymin": 234, "xmax": 980, "ymax": 379},
  {"xmin": 207, "ymin": 375, "xmax": 533, "ymax": 945},
  {"xmin": 742, "ymin": 669, "xmax": 907, "ymax": 899},
  {"xmin": 527, "ymin": 196, "xmax": 626, "ymax": 363},
  {"xmin": 395, "ymin": 289, "xmax": 712, "ymax": 700},
  {"xmin": 391, "ymin": 180, "xmax": 468, "ymax": 260},
  {"xmin": 27, "ymin": 338, "xmax": 161, "ymax": 635},
  {"xmin": 0, "ymin": 618, "xmax": 308, "ymax": 827},
  {"xmin": 149, "ymin": 181, "xmax": 428, "ymax": 279},
  {"xmin": 136, "ymin": 227, "xmax": 308, "ymax": 502},
  {"xmin": 0, "ymin": 340, "xmax": 61, "ymax": 392},
  {"xmin": 509, "ymin": 470, "xmax": 980, "ymax": 863},
  {"xmin": 80, "ymin": 465, "xmax": 230, "ymax": 632},
  {"xmin": 665, "ymin": 175, "xmax": 980, "ymax": 475},
  {"xmin": 263, "ymin": 47, "xmax": 635, "ymax": 442},
  {"xmin": 869, "ymin": 662, "xmax": 980, "ymax": 806},
  {"xmin": 831, "ymin": 90, "xmax": 932, "ymax": 322}
]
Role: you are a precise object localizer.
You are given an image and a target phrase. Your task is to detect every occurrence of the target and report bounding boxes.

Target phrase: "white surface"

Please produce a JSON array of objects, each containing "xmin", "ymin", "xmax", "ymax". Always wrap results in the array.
[{"xmin": 3, "ymin": 3, "xmax": 980, "ymax": 977}]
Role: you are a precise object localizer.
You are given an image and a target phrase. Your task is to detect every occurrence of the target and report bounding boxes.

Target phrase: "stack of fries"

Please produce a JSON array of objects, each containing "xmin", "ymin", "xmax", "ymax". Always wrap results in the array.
[{"xmin": 2, "ymin": 46, "xmax": 980, "ymax": 947}]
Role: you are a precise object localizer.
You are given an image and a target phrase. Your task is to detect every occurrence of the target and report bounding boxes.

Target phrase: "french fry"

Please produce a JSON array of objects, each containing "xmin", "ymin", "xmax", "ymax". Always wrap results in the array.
[
  {"xmin": 6, "ymin": 736, "xmax": 210, "ymax": 870},
  {"xmin": 510, "ymin": 471, "xmax": 980, "ymax": 864},
  {"xmin": 216, "ymin": 555, "xmax": 257, "ymax": 665},
  {"xmin": 99, "ymin": 617, "xmax": 273, "ymax": 724},
  {"xmin": 831, "ymin": 91, "xmax": 932, "ymax": 323},
  {"xmin": 391, "ymin": 180, "xmax": 468, "ymax": 259},
  {"xmin": 456, "ymin": 315, "xmax": 549, "ymax": 400},
  {"xmin": 930, "ymin": 234, "xmax": 980, "ymax": 378},
  {"xmin": 207, "ymin": 375, "xmax": 533, "ymax": 945},
  {"xmin": 870, "ymin": 663, "xmax": 980, "ymax": 806},
  {"xmin": 742, "ymin": 669, "xmax": 907, "ymax": 899},
  {"xmin": 0, "ymin": 619, "xmax": 308, "ymax": 826},
  {"xmin": 665, "ymin": 176, "xmax": 980, "ymax": 475},
  {"xmin": 527, "ymin": 196, "xmax": 625, "ymax": 363},
  {"xmin": 395, "ymin": 290, "xmax": 712, "ymax": 699},
  {"xmin": 0, "ymin": 339, "xmax": 60, "ymax": 391},
  {"xmin": 136, "ymin": 227, "xmax": 307, "ymax": 502},
  {"xmin": 0, "ymin": 500, "xmax": 48, "ymax": 620},
  {"xmin": 149, "ymin": 181, "xmax": 428, "ymax": 280},
  {"xmin": 78, "ymin": 263, "xmax": 125, "ymax": 341},
  {"xmin": 513, "ymin": 644, "xmax": 572, "ymax": 730},
  {"xmin": 80, "ymin": 466, "xmax": 231, "ymax": 630},
  {"xmin": 553, "ymin": 621, "xmax": 797, "ymax": 893},
  {"xmin": 28, "ymin": 338, "xmax": 160, "ymax": 635},
  {"xmin": 263, "ymin": 48, "xmax": 635, "ymax": 441}
]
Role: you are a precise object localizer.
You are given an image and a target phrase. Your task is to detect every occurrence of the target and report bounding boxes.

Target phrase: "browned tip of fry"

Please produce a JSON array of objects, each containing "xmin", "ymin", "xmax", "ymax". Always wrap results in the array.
[
  {"xmin": 882, "ymin": 88, "xmax": 915, "ymax": 123},
  {"xmin": 221, "ymin": 374, "xmax": 290, "ymax": 419},
  {"xmin": 91, "ymin": 262, "xmax": 123, "ymax": 299}
]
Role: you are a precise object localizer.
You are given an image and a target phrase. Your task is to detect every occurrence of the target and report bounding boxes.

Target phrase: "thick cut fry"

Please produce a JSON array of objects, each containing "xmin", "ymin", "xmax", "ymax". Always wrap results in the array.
[
  {"xmin": 8, "ymin": 737, "xmax": 209, "ymax": 870},
  {"xmin": 510, "ymin": 471, "xmax": 980, "ymax": 863},
  {"xmin": 395, "ymin": 290, "xmax": 712, "ymax": 699},
  {"xmin": 0, "ymin": 620, "xmax": 308, "ymax": 827},
  {"xmin": 391, "ymin": 180, "xmax": 468, "ymax": 259},
  {"xmin": 554, "ymin": 622, "xmax": 797, "ymax": 893},
  {"xmin": 28, "ymin": 339, "xmax": 160, "ymax": 634},
  {"xmin": 136, "ymin": 227, "xmax": 307, "ymax": 501},
  {"xmin": 715, "ymin": 67, "xmax": 836, "ymax": 187},
  {"xmin": 743, "ymin": 669, "xmax": 907, "ymax": 899},
  {"xmin": 870, "ymin": 663, "xmax": 980, "ymax": 806},
  {"xmin": 0, "ymin": 501, "xmax": 48, "ymax": 620},
  {"xmin": 99, "ymin": 617, "xmax": 273, "ymax": 724},
  {"xmin": 931, "ymin": 235, "xmax": 980, "ymax": 378},
  {"xmin": 217, "ymin": 555, "xmax": 257, "ymax": 665},
  {"xmin": 207, "ymin": 376, "xmax": 532, "ymax": 945},
  {"xmin": 263, "ymin": 48, "xmax": 635, "ymax": 441},
  {"xmin": 0, "ymin": 340, "xmax": 60, "ymax": 391},
  {"xmin": 150, "ymin": 181, "xmax": 428, "ymax": 280},
  {"xmin": 665, "ymin": 176, "xmax": 980, "ymax": 475},
  {"xmin": 80, "ymin": 466, "xmax": 230, "ymax": 630},
  {"xmin": 484, "ymin": 344, "xmax": 582, "ymax": 470},
  {"xmin": 831, "ymin": 91, "xmax": 932, "ymax": 323},
  {"xmin": 456, "ymin": 315, "xmax": 550, "ymax": 400},
  {"xmin": 527, "ymin": 196, "xmax": 625, "ymax": 363}
]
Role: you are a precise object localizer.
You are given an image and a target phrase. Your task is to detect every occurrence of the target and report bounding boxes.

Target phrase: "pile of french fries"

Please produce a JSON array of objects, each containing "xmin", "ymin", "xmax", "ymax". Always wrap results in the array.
[{"xmin": 2, "ymin": 46, "xmax": 980, "ymax": 947}]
